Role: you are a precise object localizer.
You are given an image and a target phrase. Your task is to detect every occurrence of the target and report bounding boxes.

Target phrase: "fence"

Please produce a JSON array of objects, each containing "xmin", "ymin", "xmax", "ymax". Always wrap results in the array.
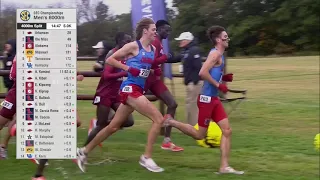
[{"xmin": 0, "ymin": 55, "xmax": 227, "ymax": 115}]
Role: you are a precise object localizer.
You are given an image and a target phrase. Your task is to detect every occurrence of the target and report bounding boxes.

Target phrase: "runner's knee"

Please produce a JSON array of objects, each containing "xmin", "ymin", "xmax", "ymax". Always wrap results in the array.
[
  {"xmin": 167, "ymin": 99, "xmax": 178, "ymax": 110},
  {"xmin": 152, "ymin": 111, "xmax": 165, "ymax": 125},
  {"xmin": 221, "ymin": 127, "xmax": 232, "ymax": 137}
]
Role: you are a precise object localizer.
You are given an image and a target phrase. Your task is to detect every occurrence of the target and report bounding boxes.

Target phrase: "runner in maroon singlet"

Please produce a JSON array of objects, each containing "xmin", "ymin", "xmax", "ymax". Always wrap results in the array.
[
  {"xmin": 145, "ymin": 20, "xmax": 183, "ymax": 151},
  {"xmin": 83, "ymin": 32, "xmax": 134, "ymax": 146},
  {"xmin": 0, "ymin": 56, "xmax": 16, "ymax": 159}
]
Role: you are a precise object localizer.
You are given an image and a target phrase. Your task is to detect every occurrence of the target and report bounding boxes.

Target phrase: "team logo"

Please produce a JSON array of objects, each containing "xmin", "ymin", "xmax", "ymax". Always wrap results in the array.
[
  {"xmin": 20, "ymin": 10, "xmax": 31, "ymax": 21},
  {"xmin": 25, "ymin": 147, "xmax": 34, "ymax": 153},
  {"xmin": 25, "ymin": 50, "xmax": 34, "ymax": 56},
  {"xmin": 204, "ymin": 119, "xmax": 211, "ymax": 125}
]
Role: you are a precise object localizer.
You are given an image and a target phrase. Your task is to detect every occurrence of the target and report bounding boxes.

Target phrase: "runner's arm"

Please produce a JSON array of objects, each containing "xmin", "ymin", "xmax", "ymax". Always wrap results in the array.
[
  {"xmin": 106, "ymin": 42, "xmax": 137, "ymax": 71},
  {"xmin": 9, "ymin": 56, "xmax": 16, "ymax": 80},
  {"xmin": 103, "ymin": 65, "xmax": 127, "ymax": 80},
  {"xmin": 198, "ymin": 51, "xmax": 220, "ymax": 87}
]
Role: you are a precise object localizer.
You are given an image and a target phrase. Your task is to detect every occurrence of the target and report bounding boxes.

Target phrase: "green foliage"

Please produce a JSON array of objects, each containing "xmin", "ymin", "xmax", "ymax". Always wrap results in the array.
[{"xmin": 0, "ymin": 0, "xmax": 318, "ymax": 56}]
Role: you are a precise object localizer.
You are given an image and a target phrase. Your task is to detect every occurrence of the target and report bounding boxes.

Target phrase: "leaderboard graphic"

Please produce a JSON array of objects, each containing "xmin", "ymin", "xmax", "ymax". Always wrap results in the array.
[{"xmin": 16, "ymin": 9, "xmax": 77, "ymax": 159}]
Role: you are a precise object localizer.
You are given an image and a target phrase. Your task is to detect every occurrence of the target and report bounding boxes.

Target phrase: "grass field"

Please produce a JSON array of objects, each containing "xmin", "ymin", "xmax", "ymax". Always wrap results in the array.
[{"xmin": 0, "ymin": 56, "xmax": 319, "ymax": 180}]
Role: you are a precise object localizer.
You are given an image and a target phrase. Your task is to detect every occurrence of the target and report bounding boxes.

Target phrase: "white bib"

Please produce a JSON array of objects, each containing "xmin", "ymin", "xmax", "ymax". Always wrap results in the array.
[
  {"xmin": 139, "ymin": 69, "xmax": 150, "ymax": 78},
  {"xmin": 93, "ymin": 96, "xmax": 100, "ymax": 103},
  {"xmin": 1, "ymin": 100, "xmax": 13, "ymax": 109},
  {"xmin": 199, "ymin": 95, "xmax": 211, "ymax": 103},
  {"xmin": 122, "ymin": 85, "xmax": 133, "ymax": 93}
]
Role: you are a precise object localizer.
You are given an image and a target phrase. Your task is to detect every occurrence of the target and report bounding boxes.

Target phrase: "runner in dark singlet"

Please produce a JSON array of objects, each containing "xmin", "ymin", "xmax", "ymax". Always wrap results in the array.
[
  {"xmin": 84, "ymin": 32, "xmax": 134, "ymax": 146},
  {"xmin": 145, "ymin": 20, "xmax": 183, "ymax": 151},
  {"xmin": 0, "ymin": 56, "xmax": 17, "ymax": 159}
]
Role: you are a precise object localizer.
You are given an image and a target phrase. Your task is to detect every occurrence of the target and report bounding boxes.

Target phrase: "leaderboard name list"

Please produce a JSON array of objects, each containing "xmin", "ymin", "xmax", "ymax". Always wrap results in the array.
[{"xmin": 16, "ymin": 9, "xmax": 77, "ymax": 159}]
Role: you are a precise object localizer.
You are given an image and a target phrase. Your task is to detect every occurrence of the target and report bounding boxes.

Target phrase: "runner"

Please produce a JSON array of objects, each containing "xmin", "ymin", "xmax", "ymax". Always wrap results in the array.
[
  {"xmin": 76, "ymin": 18, "xmax": 170, "ymax": 173},
  {"xmin": 145, "ymin": 20, "xmax": 183, "ymax": 151},
  {"xmin": 163, "ymin": 25, "xmax": 244, "ymax": 174},
  {"xmin": 0, "ymin": 56, "xmax": 17, "ymax": 159},
  {"xmin": 84, "ymin": 32, "xmax": 134, "ymax": 146}
]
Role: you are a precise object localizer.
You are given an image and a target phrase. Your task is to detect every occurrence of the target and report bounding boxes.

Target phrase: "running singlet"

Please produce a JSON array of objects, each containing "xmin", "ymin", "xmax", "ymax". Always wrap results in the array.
[
  {"xmin": 200, "ymin": 48, "xmax": 224, "ymax": 97},
  {"xmin": 95, "ymin": 48, "xmax": 126, "ymax": 98},
  {"xmin": 120, "ymin": 40, "xmax": 154, "ymax": 89}
]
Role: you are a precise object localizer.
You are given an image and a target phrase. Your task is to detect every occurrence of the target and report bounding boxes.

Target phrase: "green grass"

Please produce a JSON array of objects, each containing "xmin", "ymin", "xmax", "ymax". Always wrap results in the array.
[{"xmin": 0, "ymin": 56, "xmax": 319, "ymax": 180}]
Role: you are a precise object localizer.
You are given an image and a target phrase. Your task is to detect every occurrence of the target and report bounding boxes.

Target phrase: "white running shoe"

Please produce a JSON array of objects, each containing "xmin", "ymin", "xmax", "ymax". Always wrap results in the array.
[
  {"xmin": 0, "ymin": 146, "xmax": 8, "ymax": 159},
  {"xmin": 76, "ymin": 147, "xmax": 87, "ymax": 172},
  {"xmin": 215, "ymin": 166, "xmax": 244, "ymax": 175},
  {"xmin": 139, "ymin": 155, "xmax": 164, "ymax": 172}
]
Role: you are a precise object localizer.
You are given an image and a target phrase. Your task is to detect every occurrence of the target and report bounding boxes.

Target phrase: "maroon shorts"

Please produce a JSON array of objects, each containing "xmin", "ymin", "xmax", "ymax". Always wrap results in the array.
[
  {"xmin": 93, "ymin": 94, "xmax": 121, "ymax": 107},
  {"xmin": 119, "ymin": 84, "xmax": 144, "ymax": 105},
  {"xmin": 145, "ymin": 75, "xmax": 168, "ymax": 97},
  {"xmin": 197, "ymin": 95, "xmax": 227, "ymax": 128},
  {"xmin": 0, "ymin": 87, "xmax": 16, "ymax": 119}
]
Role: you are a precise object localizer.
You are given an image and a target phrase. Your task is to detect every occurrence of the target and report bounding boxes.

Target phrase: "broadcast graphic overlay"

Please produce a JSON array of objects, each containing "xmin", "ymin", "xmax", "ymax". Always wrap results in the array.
[{"xmin": 16, "ymin": 9, "xmax": 77, "ymax": 159}]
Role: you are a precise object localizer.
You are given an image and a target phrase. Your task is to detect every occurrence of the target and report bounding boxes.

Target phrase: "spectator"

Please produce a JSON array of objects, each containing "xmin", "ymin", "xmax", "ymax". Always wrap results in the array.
[
  {"xmin": 2, "ymin": 39, "xmax": 16, "ymax": 91},
  {"xmin": 92, "ymin": 40, "xmax": 112, "ymax": 72},
  {"xmin": 174, "ymin": 32, "xmax": 203, "ymax": 126}
]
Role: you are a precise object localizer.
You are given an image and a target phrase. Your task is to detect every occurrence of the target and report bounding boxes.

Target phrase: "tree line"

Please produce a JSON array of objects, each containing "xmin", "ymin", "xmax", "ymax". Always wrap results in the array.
[{"xmin": 0, "ymin": 0, "xmax": 318, "ymax": 57}]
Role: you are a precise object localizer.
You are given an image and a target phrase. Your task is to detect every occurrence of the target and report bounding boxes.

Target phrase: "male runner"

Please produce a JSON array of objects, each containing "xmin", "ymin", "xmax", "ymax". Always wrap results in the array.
[
  {"xmin": 84, "ymin": 32, "xmax": 134, "ymax": 147},
  {"xmin": 163, "ymin": 26, "xmax": 244, "ymax": 174},
  {"xmin": 76, "ymin": 18, "xmax": 170, "ymax": 173},
  {"xmin": 0, "ymin": 56, "xmax": 17, "ymax": 159},
  {"xmin": 145, "ymin": 20, "xmax": 183, "ymax": 151}
]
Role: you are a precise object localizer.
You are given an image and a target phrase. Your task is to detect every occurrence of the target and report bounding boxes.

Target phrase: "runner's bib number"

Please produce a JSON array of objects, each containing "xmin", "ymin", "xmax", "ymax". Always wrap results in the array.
[
  {"xmin": 199, "ymin": 95, "xmax": 211, "ymax": 103},
  {"xmin": 139, "ymin": 69, "xmax": 150, "ymax": 78},
  {"xmin": 122, "ymin": 86, "xmax": 133, "ymax": 93},
  {"xmin": 1, "ymin": 100, "xmax": 13, "ymax": 109}
]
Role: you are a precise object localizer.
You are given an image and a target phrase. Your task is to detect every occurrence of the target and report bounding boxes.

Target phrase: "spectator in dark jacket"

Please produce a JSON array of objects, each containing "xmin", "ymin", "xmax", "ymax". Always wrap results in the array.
[
  {"xmin": 2, "ymin": 39, "xmax": 16, "ymax": 91},
  {"xmin": 174, "ymin": 32, "xmax": 203, "ymax": 126}
]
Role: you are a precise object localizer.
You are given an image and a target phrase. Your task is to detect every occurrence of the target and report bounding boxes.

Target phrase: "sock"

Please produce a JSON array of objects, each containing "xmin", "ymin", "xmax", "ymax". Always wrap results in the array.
[{"xmin": 163, "ymin": 137, "xmax": 171, "ymax": 143}]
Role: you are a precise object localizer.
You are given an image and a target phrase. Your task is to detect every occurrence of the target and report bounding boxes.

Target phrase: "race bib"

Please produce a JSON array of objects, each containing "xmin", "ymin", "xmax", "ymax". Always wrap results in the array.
[
  {"xmin": 199, "ymin": 95, "xmax": 211, "ymax": 103},
  {"xmin": 122, "ymin": 85, "xmax": 133, "ymax": 93},
  {"xmin": 93, "ymin": 96, "xmax": 100, "ymax": 103},
  {"xmin": 179, "ymin": 65, "xmax": 183, "ymax": 73},
  {"xmin": 139, "ymin": 69, "xmax": 150, "ymax": 78},
  {"xmin": 1, "ymin": 100, "xmax": 13, "ymax": 109}
]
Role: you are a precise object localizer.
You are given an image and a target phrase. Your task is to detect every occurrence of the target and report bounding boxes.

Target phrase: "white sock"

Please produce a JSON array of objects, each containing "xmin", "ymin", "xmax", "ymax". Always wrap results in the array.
[{"xmin": 164, "ymin": 137, "xmax": 171, "ymax": 143}]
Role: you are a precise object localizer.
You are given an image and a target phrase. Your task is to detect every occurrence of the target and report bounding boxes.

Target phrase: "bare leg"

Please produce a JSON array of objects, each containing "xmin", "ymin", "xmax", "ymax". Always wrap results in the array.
[
  {"xmin": 1, "ymin": 120, "xmax": 15, "ymax": 148},
  {"xmin": 126, "ymin": 96, "xmax": 164, "ymax": 158},
  {"xmin": 84, "ymin": 103, "xmax": 134, "ymax": 154},
  {"xmin": 33, "ymin": 159, "xmax": 48, "ymax": 178},
  {"xmin": 167, "ymin": 119, "xmax": 207, "ymax": 140},
  {"xmin": 217, "ymin": 118, "xmax": 232, "ymax": 170},
  {"xmin": 157, "ymin": 90, "xmax": 177, "ymax": 139},
  {"xmin": 83, "ymin": 105, "xmax": 111, "ymax": 146},
  {"xmin": 0, "ymin": 115, "xmax": 11, "ymax": 130}
]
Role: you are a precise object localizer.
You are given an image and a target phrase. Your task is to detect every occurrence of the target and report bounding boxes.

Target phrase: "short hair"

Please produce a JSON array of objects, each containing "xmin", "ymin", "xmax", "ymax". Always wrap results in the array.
[
  {"xmin": 135, "ymin": 18, "xmax": 155, "ymax": 40},
  {"xmin": 156, "ymin": 20, "xmax": 170, "ymax": 29},
  {"xmin": 115, "ymin": 32, "xmax": 129, "ymax": 45},
  {"xmin": 207, "ymin": 25, "xmax": 226, "ymax": 46}
]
